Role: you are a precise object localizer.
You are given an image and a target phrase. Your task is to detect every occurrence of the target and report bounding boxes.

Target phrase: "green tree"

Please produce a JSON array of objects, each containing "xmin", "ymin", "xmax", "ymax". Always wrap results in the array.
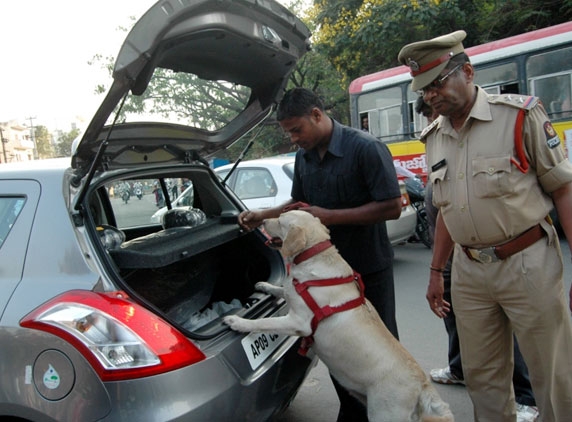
[
  {"xmin": 308, "ymin": 0, "xmax": 572, "ymax": 83},
  {"xmin": 55, "ymin": 127, "xmax": 81, "ymax": 157},
  {"xmin": 309, "ymin": 0, "xmax": 475, "ymax": 82},
  {"xmin": 34, "ymin": 125, "xmax": 54, "ymax": 159},
  {"xmin": 477, "ymin": 0, "xmax": 572, "ymax": 41}
]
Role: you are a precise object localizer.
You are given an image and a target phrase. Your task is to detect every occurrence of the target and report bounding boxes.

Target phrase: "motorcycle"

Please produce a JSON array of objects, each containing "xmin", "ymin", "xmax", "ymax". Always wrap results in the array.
[
  {"xmin": 404, "ymin": 175, "xmax": 431, "ymax": 248},
  {"xmin": 135, "ymin": 187, "xmax": 143, "ymax": 200},
  {"xmin": 121, "ymin": 189, "xmax": 130, "ymax": 204}
]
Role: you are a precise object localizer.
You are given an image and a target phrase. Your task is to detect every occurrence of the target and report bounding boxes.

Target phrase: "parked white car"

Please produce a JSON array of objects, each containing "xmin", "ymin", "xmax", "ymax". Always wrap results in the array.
[
  {"xmin": 215, "ymin": 155, "xmax": 295, "ymax": 209},
  {"xmin": 214, "ymin": 155, "xmax": 417, "ymax": 246}
]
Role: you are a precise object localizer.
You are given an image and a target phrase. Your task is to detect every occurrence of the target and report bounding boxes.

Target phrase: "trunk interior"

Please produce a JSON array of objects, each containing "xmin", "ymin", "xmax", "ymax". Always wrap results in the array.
[
  {"xmin": 111, "ymin": 222, "xmax": 283, "ymax": 335},
  {"xmin": 88, "ymin": 167, "xmax": 287, "ymax": 338}
]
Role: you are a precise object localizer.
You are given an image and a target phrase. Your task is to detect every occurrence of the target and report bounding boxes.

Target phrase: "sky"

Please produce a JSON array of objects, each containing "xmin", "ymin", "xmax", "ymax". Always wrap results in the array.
[{"xmin": 0, "ymin": 1, "xmax": 178, "ymax": 131}]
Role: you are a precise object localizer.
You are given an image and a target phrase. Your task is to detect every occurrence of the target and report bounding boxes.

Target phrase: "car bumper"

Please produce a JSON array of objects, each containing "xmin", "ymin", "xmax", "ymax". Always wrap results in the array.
[
  {"xmin": 101, "ymin": 337, "xmax": 316, "ymax": 421},
  {"xmin": 0, "ymin": 328, "xmax": 316, "ymax": 422}
]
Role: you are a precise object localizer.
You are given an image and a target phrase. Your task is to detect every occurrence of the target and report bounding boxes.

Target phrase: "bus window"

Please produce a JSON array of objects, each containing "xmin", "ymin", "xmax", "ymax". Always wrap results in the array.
[
  {"xmin": 408, "ymin": 89, "xmax": 427, "ymax": 137},
  {"xmin": 381, "ymin": 106, "xmax": 403, "ymax": 141},
  {"xmin": 360, "ymin": 113, "xmax": 370, "ymax": 132},
  {"xmin": 528, "ymin": 47, "xmax": 572, "ymax": 120},
  {"xmin": 474, "ymin": 62, "xmax": 519, "ymax": 95},
  {"xmin": 358, "ymin": 86, "xmax": 403, "ymax": 142}
]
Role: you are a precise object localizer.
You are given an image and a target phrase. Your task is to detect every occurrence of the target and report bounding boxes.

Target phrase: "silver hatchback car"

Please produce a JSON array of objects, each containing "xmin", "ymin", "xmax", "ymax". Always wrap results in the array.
[{"xmin": 0, "ymin": 1, "xmax": 315, "ymax": 421}]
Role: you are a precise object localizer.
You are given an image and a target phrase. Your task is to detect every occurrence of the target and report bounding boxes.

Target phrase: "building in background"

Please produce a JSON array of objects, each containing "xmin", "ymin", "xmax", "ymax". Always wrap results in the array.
[{"xmin": 0, "ymin": 121, "xmax": 35, "ymax": 163}]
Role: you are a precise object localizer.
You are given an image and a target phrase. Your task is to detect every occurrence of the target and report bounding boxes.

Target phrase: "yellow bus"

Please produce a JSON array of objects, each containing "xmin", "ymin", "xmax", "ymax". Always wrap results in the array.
[{"xmin": 349, "ymin": 22, "xmax": 572, "ymax": 178}]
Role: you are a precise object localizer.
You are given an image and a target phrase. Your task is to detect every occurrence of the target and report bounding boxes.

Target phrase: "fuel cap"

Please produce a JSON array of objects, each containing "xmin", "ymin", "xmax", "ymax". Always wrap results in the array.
[{"xmin": 33, "ymin": 350, "xmax": 75, "ymax": 400}]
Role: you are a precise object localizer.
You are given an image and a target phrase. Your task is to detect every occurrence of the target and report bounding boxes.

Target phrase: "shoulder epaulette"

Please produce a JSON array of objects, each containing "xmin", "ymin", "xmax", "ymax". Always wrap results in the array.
[
  {"xmin": 420, "ymin": 117, "xmax": 440, "ymax": 141},
  {"xmin": 487, "ymin": 94, "xmax": 538, "ymax": 111}
]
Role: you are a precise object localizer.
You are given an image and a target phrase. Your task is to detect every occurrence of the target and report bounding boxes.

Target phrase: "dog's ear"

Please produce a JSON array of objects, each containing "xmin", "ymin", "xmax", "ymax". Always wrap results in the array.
[{"xmin": 281, "ymin": 225, "xmax": 306, "ymax": 258}]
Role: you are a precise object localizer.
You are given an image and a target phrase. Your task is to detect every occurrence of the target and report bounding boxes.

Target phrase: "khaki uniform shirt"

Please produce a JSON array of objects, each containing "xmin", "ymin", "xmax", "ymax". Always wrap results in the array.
[{"xmin": 423, "ymin": 86, "xmax": 572, "ymax": 247}]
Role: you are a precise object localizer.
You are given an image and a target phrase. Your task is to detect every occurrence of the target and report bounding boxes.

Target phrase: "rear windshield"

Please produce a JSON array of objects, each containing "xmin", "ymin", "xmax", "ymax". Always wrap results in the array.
[{"xmin": 109, "ymin": 69, "xmax": 251, "ymax": 132}]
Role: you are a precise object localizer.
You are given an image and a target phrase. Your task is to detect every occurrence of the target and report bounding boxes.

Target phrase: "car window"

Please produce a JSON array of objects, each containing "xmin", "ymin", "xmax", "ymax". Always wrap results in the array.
[
  {"xmin": 234, "ymin": 169, "xmax": 276, "ymax": 200},
  {"xmin": 0, "ymin": 196, "xmax": 26, "ymax": 248},
  {"xmin": 109, "ymin": 69, "xmax": 251, "ymax": 132},
  {"xmin": 105, "ymin": 178, "xmax": 190, "ymax": 229},
  {"xmin": 283, "ymin": 162, "xmax": 295, "ymax": 180},
  {"xmin": 216, "ymin": 169, "xmax": 231, "ymax": 183}
]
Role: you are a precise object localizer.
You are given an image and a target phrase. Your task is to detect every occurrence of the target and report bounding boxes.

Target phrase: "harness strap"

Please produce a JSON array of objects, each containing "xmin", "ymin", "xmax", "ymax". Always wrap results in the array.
[
  {"xmin": 293, "ymin": 240, "xmax": 332, "ymax": 265},
  {"xmin": 293, "ymin": 271, "xmax": 365, "ymax": 355}
]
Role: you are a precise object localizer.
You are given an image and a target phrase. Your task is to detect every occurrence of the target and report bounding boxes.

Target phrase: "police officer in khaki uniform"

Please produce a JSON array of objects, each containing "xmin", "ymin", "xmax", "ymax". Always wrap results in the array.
[{"xmin": 398, "ymin": 31, "xmax": 572, "ymax": 422}]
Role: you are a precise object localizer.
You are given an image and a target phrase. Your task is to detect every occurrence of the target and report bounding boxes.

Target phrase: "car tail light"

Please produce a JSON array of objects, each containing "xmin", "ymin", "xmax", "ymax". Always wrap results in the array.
[{"xmin": 20, "ymin": 290, "xmax": 205, "ymax": 381}]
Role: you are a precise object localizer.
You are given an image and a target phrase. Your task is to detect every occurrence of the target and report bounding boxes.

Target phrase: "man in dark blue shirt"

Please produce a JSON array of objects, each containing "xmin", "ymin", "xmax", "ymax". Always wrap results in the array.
[{"xmin": 239, "ymin": 87, "xmax": 402, "ymax": 421}]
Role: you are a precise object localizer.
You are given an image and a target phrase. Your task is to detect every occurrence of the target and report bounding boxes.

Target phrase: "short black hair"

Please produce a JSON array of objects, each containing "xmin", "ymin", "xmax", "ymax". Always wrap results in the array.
[
  {"xmin": 277, "ymin": 87, "xmax": 325, "ymax": 121},
  {"xmin": 414, "ymin": 96, "xmax": 432, "ymax": 116}
]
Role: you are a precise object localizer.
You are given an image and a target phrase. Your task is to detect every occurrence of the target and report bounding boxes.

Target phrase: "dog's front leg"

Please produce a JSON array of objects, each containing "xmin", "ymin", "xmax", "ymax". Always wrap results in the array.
[
  {"xmin": 255, "ymin": 281, "xmax": 285, "ymax": 298},
  {"xmin": 223, "ymin": 313, "xmax": 311, "ymax": 337}
]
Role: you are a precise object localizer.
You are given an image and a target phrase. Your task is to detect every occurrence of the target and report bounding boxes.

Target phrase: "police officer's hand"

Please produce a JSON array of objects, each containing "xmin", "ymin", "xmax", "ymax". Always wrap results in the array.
[
  {"xmin": 238, "ymin": 210, "xmax": 264, "ymax": 231},
  {"xmin": 426, "ymin": 271, "xmax": 450, "ymax": 318}
]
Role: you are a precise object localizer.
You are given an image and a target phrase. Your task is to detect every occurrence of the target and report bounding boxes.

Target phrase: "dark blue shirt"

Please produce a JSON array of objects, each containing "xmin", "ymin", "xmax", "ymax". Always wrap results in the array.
[{"xmin": 291, "ymin": 119, "xmax": 400, "ymax": 274}]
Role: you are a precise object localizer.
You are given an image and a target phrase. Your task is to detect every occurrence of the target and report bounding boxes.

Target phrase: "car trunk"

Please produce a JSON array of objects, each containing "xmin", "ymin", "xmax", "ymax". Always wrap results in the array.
[
  {"xmin": 115, "ymin": 224, "xmax": 283, "ymax": 330},
  {"xmin": 83, "ymin": 164, "xmax": 286, "ymax": 338}
]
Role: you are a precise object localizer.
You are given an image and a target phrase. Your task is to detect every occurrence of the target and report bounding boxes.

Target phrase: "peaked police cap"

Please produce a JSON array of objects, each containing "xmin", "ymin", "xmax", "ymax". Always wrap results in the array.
[{"xmin": 398, "ymin": 30, "xmax": 467, "ymax": 91}]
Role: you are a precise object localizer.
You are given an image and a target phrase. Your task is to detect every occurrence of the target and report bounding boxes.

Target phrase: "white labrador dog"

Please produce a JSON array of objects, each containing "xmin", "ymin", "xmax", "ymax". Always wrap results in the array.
[{"xmin": 224, "ymin": 210, "xmax": 453, "ymax": 422}]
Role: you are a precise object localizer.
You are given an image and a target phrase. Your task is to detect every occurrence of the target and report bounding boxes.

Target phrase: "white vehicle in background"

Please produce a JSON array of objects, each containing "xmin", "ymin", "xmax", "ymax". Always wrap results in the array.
[{"xmin": 215, "ymin": 155, "xmax": 295, "ymax": 209}]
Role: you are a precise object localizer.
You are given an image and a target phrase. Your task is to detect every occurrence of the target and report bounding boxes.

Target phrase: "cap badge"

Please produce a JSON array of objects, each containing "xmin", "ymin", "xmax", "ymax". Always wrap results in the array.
[{"xmin": 407, "ymin": 58, "xmax": 420, "ymax": 72}]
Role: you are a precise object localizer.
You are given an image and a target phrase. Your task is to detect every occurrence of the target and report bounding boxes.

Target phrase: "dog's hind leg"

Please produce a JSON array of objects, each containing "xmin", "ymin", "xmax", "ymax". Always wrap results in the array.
[
  {"xmin": 418, "ymin": 385, "xmax": 454, "ymax": 422},
  {"xmin": 255, "ymin": 281, "xmax": 285, "ymax": 298}
]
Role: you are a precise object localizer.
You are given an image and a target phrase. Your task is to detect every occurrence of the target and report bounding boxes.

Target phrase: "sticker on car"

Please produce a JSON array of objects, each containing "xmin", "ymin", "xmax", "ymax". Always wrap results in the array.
[{"xmin": 241, "ymin": 332, "xmax": 287, "ymax": 370}]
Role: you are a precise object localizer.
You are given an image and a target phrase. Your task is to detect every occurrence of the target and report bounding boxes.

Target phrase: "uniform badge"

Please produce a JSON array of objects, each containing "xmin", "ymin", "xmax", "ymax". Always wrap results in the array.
[
  {"xmin": 407, "ymin": 58, "xmax": 420, "ymax": 72},
  {"xmin": 544, "ymin": 121, "xmax": 561, "ymax": 149}
]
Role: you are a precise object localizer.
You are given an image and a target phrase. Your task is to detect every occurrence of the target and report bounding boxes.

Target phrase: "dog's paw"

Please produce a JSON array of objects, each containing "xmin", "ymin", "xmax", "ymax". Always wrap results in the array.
[{"xmin": 223, "ymin": 315, "xmax": 251, "ymax": 332}]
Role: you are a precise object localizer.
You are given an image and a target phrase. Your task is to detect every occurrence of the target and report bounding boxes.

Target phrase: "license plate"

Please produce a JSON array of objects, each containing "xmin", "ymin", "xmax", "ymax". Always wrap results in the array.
[{"xmin": 241, "ymin": 332, "xmax": 287, "ymax": 370}]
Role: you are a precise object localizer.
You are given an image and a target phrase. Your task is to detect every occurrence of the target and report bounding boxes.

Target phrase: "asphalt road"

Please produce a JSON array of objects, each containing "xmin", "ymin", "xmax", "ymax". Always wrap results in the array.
[
  {"xmin": 274, "ymin": 239, "xmax": 572, "ymax": 422},
  {"xmin": 110, "ymin": 193, "xmax": 165, "ymax": 227}
]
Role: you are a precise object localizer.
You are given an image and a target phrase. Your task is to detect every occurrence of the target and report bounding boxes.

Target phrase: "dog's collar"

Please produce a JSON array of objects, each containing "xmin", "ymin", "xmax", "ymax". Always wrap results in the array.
[{"xmin": 293, "ymin": 240, "xmax": 333, "ymax": 265}]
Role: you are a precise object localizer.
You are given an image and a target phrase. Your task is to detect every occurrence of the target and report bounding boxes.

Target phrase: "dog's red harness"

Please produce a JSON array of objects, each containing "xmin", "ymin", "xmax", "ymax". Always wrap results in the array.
[{"xmin": 291, "ymin": 240, "xmax": 366, "ymax": 355}]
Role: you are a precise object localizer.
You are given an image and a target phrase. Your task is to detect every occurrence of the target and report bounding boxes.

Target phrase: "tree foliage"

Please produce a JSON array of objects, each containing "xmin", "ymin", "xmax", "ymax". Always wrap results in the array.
[
  {"xmin": 309, "ymin": 0, "xmax": 572, "ymax": 83},
  {"xmin": 34, "ymin": 125, "xmax": 54, "ymax": 160},
  {"xmin": 54, "ymin": 127, "xmax": 81, "ymax": 157},
  {"xmin": 478, "ymin": 0, "xmax": 572, "ymax": 41}
]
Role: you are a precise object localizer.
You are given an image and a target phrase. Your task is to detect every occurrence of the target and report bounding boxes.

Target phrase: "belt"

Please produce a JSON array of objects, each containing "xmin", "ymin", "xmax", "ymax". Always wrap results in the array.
[{"xmin": 462, "ymin": 223, "xmax": 546, "ymax": 264}]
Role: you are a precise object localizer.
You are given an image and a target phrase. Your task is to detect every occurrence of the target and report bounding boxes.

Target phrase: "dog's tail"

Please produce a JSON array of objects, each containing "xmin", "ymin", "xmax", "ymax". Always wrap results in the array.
[{"xmin": 418, "ymin": 383, "xmax": 454, "ymax": 422}]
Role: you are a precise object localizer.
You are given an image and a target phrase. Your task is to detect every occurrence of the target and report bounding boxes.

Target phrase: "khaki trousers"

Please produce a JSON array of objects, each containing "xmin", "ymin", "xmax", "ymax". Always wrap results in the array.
[{"xmin": 452, "ymin": 229, "xmax": 572, "ymax": 422}]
